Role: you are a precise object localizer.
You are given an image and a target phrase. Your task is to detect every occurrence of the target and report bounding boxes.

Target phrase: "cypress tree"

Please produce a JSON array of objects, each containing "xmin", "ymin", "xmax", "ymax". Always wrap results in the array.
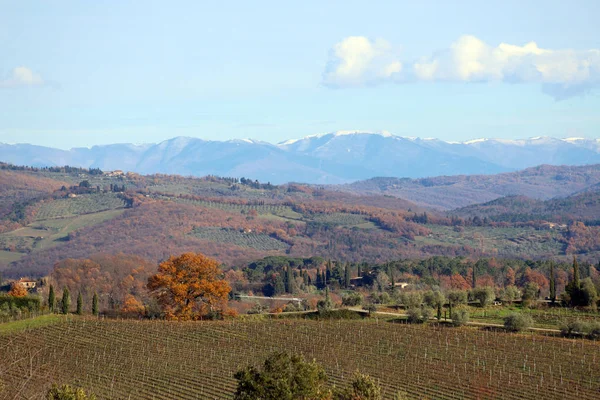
[
  {"xmin": 573, "ymin": 256, "xmax": 580, "ymax": 288},
  {"xmin": 274, "ymin": 274, "xmax": 285, "ymax": 295},
  {"xmin": 471, "ymin": 265, "xmax": 477, "ymax": 289},
  {"xmin": 0, "ymin": 271, "xmax": 3, "ymax": 286},
  {"xmin": 92, "ymin": 292, "xmax": 99, "ymax": 316},
  {"xmin": 388, "ymin": 264, "xmax": 395, "ymax": 289},
  {"xmin": 76, "ymin": 292, "xmax": 83, "ymax": 315},
  {"xmin": 344, "ymin": 263, "xmax": 351, "ymax": 289},
  {"xmin": 48, "ymin": 285, "xmax": 56, "ymax": 312},
  {"xmin": 61, "ymin": 288, "xmax": 71, "ymax": 315},
  {"xmin": 285, "ymin": 266, "xmax": 294, "ymax": 294},
  {"xmin": 326, "ymin": 260, "xmax": 332, "ymax": 283},
  {"xmin": 357, "ymin": 264, "xmax": 362, "ymax": 278},
  {"xmin": 549, "ymin": 262, "xmax": 556, "ymax": 304},
  {"xmin": 316, "ymin": 270, "xmax": 322, "ymax": 289}
]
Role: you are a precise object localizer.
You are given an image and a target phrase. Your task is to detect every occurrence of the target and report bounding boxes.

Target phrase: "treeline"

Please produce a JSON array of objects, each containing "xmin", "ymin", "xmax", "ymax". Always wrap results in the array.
[{"xmin": 0, "ymin": 162, "xmax": 102, "ymax": 175}]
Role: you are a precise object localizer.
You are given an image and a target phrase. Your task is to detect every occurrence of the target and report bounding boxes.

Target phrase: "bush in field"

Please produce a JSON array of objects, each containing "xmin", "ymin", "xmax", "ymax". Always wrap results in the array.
[
  {"xmin": 47, "ymin": 384, "xmax": 96, "ymax": 400},
  {"xmin": 400, "ymin": 291, "xmax": 422, "ymax": 309},
  {"xmin": 504, "ymin": 313, "xmax": 533, "ymax": 332},
  {"xmin": 233, "ymin": 352, "xmax": 328, "ymax": 400},
  {"xmin": 342, "ymin": 292, "xmax": 363, "ymax": 307},
  {"xmin": 423, "ymin": 290, "xmax": 445, "ymax": 309},
  {"xmin": 247, "ymin": 302, "xmax": 268, "ymax": 315},
  {"xmin": 406, "ymin": 307, "xmax": 432, "ymax": 324},
  {"xmin": 451, "ymin": 308, "xmax": 469, "ymax": 327},
  {"xmin": 369, "ymin": 292, "xmax": 390, "ymax": 305},
  {"xmin": 234, "ymin": 352, "xmax": 383, "ymax": 400},
  {"xmin": 503, "ymin": 286, "xmax": 521, "ymax": 304},
  {"xmin": 521, "ymin": 283, "xmax": 539, "ymax": 306},
  {"xmin": 471, "ymin": 287, "xmax": 495, "ymax": 307},
  {"xmin": 560, "ymin": 320, "xmax": 590, "ymax": 337},
  {"xmin": 447, "ymin": 290, "xmax": 468, "ymax": 306},
  {"xmin": 334, "ymin": 372, "xmax": 382, "ymax": 400},
  {"xmin": 588, "ymin": 322, "xmax": 600, "ymax": 340},
  {"xmin": 362, "ymin": 303, "xmax": 377, "ymax": 316}
]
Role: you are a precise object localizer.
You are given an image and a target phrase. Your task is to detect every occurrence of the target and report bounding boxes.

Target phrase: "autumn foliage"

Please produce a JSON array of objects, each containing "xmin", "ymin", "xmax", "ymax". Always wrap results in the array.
[
  {"xmin": 8, "ymin": 282, "xmax": 28, "ymax": 297},
  {"xmin": 147, "ymin": 252, "xmax": 231, "ymax": 320}
]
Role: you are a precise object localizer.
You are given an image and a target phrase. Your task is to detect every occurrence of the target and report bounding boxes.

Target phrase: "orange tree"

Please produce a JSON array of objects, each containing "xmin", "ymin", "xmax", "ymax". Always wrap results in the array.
[
  {"xmin": 147, "ymin": 252, "xmax": 231, "ymax": 320},
  {"xmin": 8, "ymin": 282, "xmax": 28, "ymax": 298}
]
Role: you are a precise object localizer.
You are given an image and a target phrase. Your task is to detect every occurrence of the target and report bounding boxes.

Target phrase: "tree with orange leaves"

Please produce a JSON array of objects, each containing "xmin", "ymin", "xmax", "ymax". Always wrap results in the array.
[
  {"xmin": 147, "ymin": 252, "xmax": 231, "ymax": 320},
  {"xmin": 8, "ymin": 282, "xmax": 28, "ymax": 297}
]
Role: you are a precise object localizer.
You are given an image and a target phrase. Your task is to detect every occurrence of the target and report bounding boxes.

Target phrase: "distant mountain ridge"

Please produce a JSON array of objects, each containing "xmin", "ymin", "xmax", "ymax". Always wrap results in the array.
[
  {"xmin": 340, "ymin": 164, "xmax": 600, "ymax": 210},
  {"xmin": 1, "ymin": 132, "xmax": 600, "ymax": 184}
]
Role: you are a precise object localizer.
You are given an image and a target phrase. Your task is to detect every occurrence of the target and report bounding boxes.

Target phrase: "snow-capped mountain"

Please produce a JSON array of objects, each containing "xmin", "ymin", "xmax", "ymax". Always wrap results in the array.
[{"xmin": 1, "ymin": 133, "xmax": 600, "ymax": 184}]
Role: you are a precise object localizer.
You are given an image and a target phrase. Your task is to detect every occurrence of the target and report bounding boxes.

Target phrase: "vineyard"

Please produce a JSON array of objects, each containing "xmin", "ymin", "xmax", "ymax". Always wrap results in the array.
[
  {"xmin": 2, "ymin": 318, "xmax": 600, "ymax": 399},
  {"xmin": 189, "ymin": 227, "xmax": 289, "ymax": 251},
  {"xmin": 417, "ymin": 225, "xmax": 565, "ymax": 258},
  {"xmin": 35, "ymin": 194, "xmax": 127, "ymax": 220}
]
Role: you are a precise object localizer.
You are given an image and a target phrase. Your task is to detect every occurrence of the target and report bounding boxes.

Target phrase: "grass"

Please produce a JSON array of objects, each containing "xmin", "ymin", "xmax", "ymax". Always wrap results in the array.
[
  {"xmin": 0, "ymin": 314, "xmax": 66, "ymax": 335},
  {"xmin": 0, "ymin": 209, "xmax": 125, "ymax": 255},
  {"xmin": 0, "ymin": 250, "xmax": 24, "ymax": 266},
  {"xmin": 1, "ymin": 318, "xmax": 600, "ymax": 399},
  {"xmin": 465, "ymin": 304, "xmax": 600, "ymax": 329}
]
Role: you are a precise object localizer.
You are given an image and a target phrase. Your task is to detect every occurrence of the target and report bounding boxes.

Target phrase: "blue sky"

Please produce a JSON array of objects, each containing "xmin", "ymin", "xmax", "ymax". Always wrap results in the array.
[{"xmin": 1, "ymin": 0, "xmax": 599, "ymax": 149}]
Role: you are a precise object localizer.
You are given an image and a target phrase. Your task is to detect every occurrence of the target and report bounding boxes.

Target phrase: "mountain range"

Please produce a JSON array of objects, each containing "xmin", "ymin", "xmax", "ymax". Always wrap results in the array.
[{"xmin": 2, "ymin": 131, "xmax": 600, "ymax": 184}]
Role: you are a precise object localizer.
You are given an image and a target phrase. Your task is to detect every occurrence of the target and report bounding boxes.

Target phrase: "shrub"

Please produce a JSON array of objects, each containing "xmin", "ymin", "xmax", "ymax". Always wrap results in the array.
[
  {"xmin": 560, "ymin": 320, "xmax": 590, "ymax": 337},
  {"xmin": 588, "ymin": 322, "xmax": 600, "ymax": 340},
  {"xmin": 423, "ymin": 290, "xmax": 445, "ymax": 309},
  {"xmin": 342, "ymin": 292, "xmax": 363, "ymax": 307},
  {"xmin": 521, "ymin": 282, "xmax": 539, "ymax": 306},
  {"xmin": 334, "ymin": 372, "xmax": 382, "ymax": 400},
  {"xmin": 233, "ymin": 352, "xmax": 328, "ymax": 400},
  {"xmin": 0, "ymin": 294, "xmax": 41, "ymax": 312},
  {"xmin": 47, "ymin": 384, "xmax": 96, "ymax": 400},
  {"xmin": 406, "ymin": 307, "xmax": 432, "ymax": 324},
  {"xmin": 369, "ymin": 292, "xmax": 391, "ymax": 305},
  {"xmin": 400, "ymin": 292, "xmax": 423, "ymax": 309},
  {"xmin": 451, "ymin": 308, "xmax": 469, "ymax": 327},
  {"xmin": 447, "ymin": 290, "xmax": 468, "ymax": 306},
  {"xmin": 503, "ymin": 286, "xmax": 521, "ymax": 304},
  {"xmin": 362, "ymin": 304, "xmax": 377, "ymax": 316},
  {"xmin": 471, "ymin": 287, "xmax": 495, "ymax": 307},
  {"xmin": 504, "ymin": 313, "xmax": 533, "ymax": 332}
]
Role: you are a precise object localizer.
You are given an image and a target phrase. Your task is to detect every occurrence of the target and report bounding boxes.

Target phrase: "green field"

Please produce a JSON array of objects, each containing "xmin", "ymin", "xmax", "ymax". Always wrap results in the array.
[
  {"xmin": 0, "ymin": 250, "xmax": 23, "ymax": 267},
  {"xmin": 35, "ymin": 193, "xmax": 126, "ymax": 220},
  {"xmin": 415, "ymin": 225, "xmax": 565, "ymax": 257},
  {"xmin": 1, "ymin": 317, "xmax": 599, "ymax": 399},
  {"xmin": 0, "ymin": 209, "xmax": 125, "ymax": 256},
  {"xmin": 189, "ymin": 227, "xmax": 289, "ymax": 251}
]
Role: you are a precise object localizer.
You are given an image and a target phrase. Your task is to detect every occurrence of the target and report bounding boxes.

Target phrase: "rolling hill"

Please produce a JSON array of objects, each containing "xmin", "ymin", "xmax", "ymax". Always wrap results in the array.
[{"xmin": 341, "ymin": 164, "xmax": 600, "ymax": 210}]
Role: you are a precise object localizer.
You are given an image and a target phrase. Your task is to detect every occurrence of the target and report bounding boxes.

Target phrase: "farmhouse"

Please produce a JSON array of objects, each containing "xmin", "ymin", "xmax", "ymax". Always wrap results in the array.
[
  {"xmin": 17, "ymin": 278, "xmax": 37, "ymax": 289},
  {"xmin": 105, "ymin": 170, "xmax": 125, "ymax": 177}
]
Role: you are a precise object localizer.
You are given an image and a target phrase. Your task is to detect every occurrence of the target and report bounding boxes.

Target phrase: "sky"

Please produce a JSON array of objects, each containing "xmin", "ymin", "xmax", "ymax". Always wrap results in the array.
[{"xmin": 1, "ymin": 0, "xmax": 599, "ymax": 149}]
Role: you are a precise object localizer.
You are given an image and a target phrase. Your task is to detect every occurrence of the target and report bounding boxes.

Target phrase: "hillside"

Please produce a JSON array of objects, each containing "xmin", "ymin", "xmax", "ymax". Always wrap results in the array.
[
  {"xmin": 2, "ymin": 165, "xmax": 600, "ymax": 279},
  {"xmin": 452, "ymin": 188, "xmax": 600, "ymax": 224},
  {"xmin": 341, "ymin": 164, "xmax": 600, "ymax": 210},
  {"xmin": 2, "ymin": 133, "xmax": 600, "ymax": 184}
]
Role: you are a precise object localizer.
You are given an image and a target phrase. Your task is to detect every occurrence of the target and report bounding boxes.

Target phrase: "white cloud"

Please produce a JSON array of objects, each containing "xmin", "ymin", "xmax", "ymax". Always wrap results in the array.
[
  {"xmin": 323, "ymin": 35, "xmax": 600, "ymax": 98},
  {"xmin": 0, "ymin": 67, "xmax": 44, "ymax": 88},
  {"xmin": 322, "ymin": 36, "xmax": 403, "ymax": 87}
]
